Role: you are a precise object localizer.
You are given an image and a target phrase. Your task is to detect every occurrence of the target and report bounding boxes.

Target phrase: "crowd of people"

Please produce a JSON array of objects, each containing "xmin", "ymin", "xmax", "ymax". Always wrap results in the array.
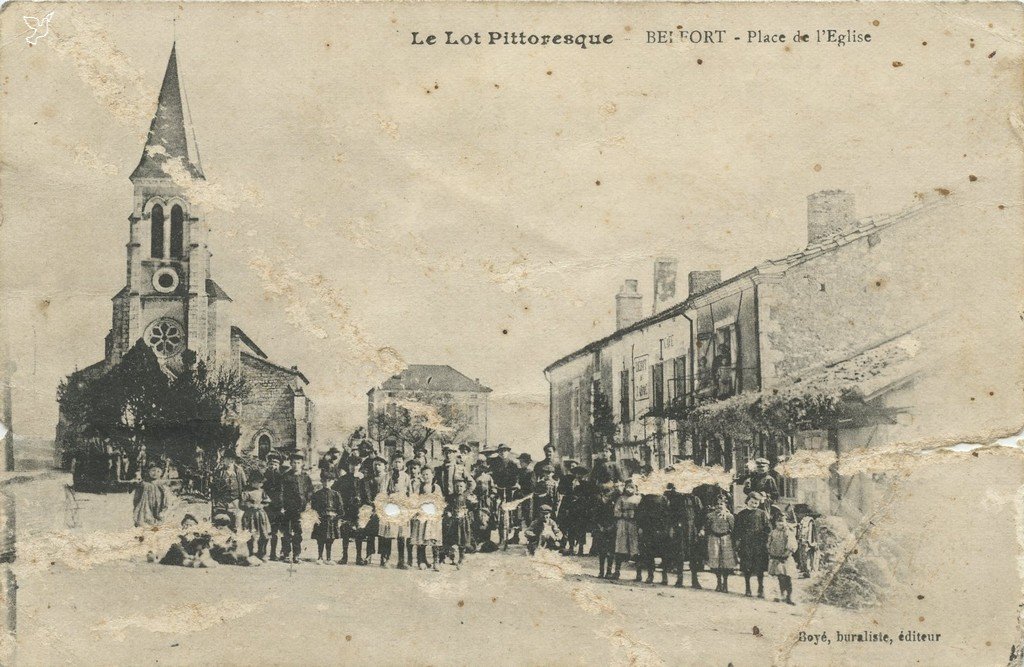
[{"xmin": 133, "ymin": 436, "xmax": 822, "ymax": 604}]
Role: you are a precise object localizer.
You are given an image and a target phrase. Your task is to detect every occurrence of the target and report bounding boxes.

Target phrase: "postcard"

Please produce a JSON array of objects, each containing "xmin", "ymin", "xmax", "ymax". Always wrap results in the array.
[{"xmin": 0, "ymin": 2, "xmax": 1021, "ymax": 665}]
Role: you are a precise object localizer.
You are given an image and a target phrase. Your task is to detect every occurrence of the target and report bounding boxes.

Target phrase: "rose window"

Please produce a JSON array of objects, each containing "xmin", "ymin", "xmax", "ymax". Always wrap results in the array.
[{"xmin": 146, "ymin": 318, "xmax": 185, "ymax": 357}]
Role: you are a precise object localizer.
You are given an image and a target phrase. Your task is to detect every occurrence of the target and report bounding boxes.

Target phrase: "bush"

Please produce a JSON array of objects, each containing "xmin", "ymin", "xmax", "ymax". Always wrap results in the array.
[{"xmin": 807, "ymin": 516, "xmax": 896, "ymax": 609}]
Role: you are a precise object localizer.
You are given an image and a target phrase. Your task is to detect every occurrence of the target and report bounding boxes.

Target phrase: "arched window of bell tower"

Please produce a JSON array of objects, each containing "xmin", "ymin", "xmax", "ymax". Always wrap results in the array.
[
  {"xmin": 150, "ymin": 205, "xmax": 165, "ymax": 259},
  {"xmin": 170, "ymin": 205, "xmax": 184, "ymax": 259}
]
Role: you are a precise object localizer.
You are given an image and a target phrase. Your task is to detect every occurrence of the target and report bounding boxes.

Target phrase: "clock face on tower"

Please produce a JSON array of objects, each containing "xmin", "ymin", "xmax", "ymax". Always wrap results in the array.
[
  {"xmin": 145, "ymin": 318, "xmax": 185, "ymax": 357},
  {"xmin": 152, "ymin": 267, "xmax": 180, "ymax": 294}
]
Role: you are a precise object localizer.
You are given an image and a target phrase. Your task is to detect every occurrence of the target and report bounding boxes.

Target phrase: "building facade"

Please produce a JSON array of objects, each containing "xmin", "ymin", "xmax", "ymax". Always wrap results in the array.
[
  {"xmin": 545, "ymin": 189, "xmax": 974, "ymax": 518},
  {"xmin": 57, "ymin": 44, "xmax": 315, "ymax": 461},
  {"xmin": 367, "ymin": 365, "xmax": 491, "ymax": 461}
]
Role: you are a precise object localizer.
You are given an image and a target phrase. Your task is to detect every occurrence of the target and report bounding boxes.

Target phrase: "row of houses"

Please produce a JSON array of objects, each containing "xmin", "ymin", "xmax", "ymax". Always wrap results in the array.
[{"xmin": 544, "ymin": 189, "xmax": 965, "ymax": 518}]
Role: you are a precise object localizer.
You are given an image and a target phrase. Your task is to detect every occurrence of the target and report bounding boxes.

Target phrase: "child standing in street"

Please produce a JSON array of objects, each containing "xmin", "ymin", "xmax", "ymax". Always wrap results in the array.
[
  {"xmin": 311, "ymin": 482, "xmax": 345, "ymax": 564},
  {"xmin": 705, "ymin": 497, "xmax": 737, "ymax": 593},
  {"xmin": 240, "ymin": 478, "xmax": 272, "ymax": 561},
  {"xmin": 133, "ymin": 465, "xmax": 170, "ymax": 528},
  {"xmin": 733, "ymin": 492, "xmax": 770, "ymax": 598},
  {"xmin": 442, "ymin": 477, "xmax": 476, "ymax": 568},
  {"xmin": 767, "ymin": 508, "xmax": 799, "ymax": 605},
  {"xmin": 612, "ymin": 480, "xmax": 641, "ymax": 580}
]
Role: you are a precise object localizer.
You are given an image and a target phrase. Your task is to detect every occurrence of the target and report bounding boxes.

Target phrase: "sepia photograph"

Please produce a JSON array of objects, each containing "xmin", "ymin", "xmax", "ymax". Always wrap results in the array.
[{"xmin": 0, "ymin": 2, "xmax": 1022, "ymax": 665}]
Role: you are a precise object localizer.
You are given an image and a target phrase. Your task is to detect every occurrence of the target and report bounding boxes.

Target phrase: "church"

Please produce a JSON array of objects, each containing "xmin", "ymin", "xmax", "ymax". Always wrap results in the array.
[{"xmin": 58, "ymin": 44, "xmax": 315, "ymax": 461}]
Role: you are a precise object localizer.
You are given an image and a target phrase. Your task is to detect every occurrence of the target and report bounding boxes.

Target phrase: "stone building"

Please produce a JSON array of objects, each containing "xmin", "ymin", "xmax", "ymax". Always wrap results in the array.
[
  {"xmin": 367, "ymin": 365, "xmax": 491, "ymax": 461},
  {"xmin": 57, "ymin": 44, "xmax": 314, "ymax": 461},
  {"xmin": 545, "ymin": 189, "xmax": 995, "ymax": 518}
]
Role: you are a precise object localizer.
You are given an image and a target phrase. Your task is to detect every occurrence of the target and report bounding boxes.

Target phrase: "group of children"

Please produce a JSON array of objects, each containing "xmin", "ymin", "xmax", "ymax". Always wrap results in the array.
[
  {"xmin": 141, "ymin": 440, "xmax": 820, "ymax": 607},
  {"xmin": 705, "ymin": 492, "xmax": 801, "ymax": 605},
  {"xmin": 587, "ymin": 479, "xmax": 810, "ymax": 606},
  {"xmin": 155, "ymin": 446, "xmax": 500, "ymax": 571}
]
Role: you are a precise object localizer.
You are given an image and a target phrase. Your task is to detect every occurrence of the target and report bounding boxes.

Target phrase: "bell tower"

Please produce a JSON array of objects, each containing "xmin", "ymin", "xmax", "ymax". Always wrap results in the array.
[{"xmin": 108, "ymin": 43, "xmax": 227, "ymax": 369}]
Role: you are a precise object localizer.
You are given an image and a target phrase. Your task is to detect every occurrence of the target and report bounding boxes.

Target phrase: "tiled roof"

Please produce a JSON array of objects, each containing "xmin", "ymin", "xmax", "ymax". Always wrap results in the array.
[
  {"xmin": 131, "ymin": 44, "xmax": 204, "ymax": 181},
  {"xmin": 759, "ymin": 202, "xmax": 932, "ymax": 272},
  {"xmin": 240, "ymin": 351, "xmax": 309, "ymax": 384},
  {"xmin": 231, "ymin": 326, "xmax": 267, "ymax": 359},
  {"xmin": 375, "ymin": 365, "xmax": 491, "ymax": 393},
  {"xmin": 545, "ymin": 200, "xmax": 936, "ymax": 373}
]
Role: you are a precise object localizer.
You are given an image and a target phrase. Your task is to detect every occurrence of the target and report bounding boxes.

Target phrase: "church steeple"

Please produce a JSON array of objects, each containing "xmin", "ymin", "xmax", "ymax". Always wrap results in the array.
[{"xmin": 130, "ymin": 44, "xmax": 204, "ymax": 181}]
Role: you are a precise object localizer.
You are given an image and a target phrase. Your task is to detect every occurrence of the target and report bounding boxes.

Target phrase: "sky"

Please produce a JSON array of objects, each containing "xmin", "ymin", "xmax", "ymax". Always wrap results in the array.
[{"xmin": 1, "ymin": 2, "xmax": 1021, "ymax": 455}]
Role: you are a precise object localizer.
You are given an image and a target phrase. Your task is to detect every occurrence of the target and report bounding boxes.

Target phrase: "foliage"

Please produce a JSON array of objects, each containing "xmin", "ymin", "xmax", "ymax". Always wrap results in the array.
[
  {"xmin": 807, "ymin": 516, "xmax": 896, "ymax": 609},
  {"xmin": 57, "ymin": 341, "xmax": 249, "ymax": 467},
  {"xmin": 684, "ymin": 387, "xmax": 897, "ymax": 439},
  {"xmin": 370, "ymin": 391, "xmax": 472, "ymax": 453}
]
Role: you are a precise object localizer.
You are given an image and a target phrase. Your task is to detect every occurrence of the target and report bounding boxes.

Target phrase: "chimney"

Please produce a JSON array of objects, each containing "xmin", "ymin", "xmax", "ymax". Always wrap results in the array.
[
  {"xmin": 807, "ymin": 190, "xmax": 856, "ymax": 244},
  {"xmin": 615, "ymin": 280, "xmax": 643, "ymax": 330},
  {"xmin": 652, "ymin": 258, "xmax": 679, "ymax": 314},
  {"xmin": 688, "ymin": 270, "xmax": 722, "ymax": 297}
]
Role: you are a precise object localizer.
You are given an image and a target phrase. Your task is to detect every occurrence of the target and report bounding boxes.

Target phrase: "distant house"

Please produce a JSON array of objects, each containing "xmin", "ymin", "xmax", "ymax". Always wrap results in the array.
[{"xmin": 367, "ymin": 365, "xmax": 491, "ymax": 460}]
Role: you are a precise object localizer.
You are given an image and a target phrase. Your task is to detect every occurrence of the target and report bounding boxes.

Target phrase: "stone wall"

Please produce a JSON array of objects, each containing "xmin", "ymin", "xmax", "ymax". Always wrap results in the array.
[{"xmin": 238, "ymin": 354, "xmax": 300, "ymax": 454}]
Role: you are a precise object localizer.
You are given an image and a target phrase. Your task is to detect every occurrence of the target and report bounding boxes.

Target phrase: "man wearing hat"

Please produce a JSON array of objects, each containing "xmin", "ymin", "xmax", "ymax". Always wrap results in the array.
[
  {"xmin": 533, "ymin": 443, "xmax": 563, "ymax": 480},
  {"xmin": 263, "ymin": 453, "xmax": 287, "ymax": 561},
  {"xmin": 744, "ymin": 458, "xmax": 780, "ymax": 505},
  {"xmin": 358, "ymin": 455, "xmax": 390, "ymax": 564},
  {"xmin": 331, "ymin": 454, "xmax": 364, "ymax": 565},
  {"xmin": 435, "ymin": 444, "xmax": 473, "ymax": 499},
  {"xmin": 590, "ymin": 442, "xmax": 626, "ymax": 488},
  {"xmin": 524, "ymin": 504, "xmax": 563, "ymax": 555},
  {"xmin": 279, "ymin": 451, "xmax": 314, "ymax": 563},
  {"xmin": 490, "ymin": 444, "xmax": 517, "ymax": 491}
]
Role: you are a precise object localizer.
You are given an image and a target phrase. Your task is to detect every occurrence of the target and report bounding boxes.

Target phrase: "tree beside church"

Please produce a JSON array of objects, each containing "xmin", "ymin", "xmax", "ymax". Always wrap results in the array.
[{"xmin": 56, "ymin": 43, "xmax": 315, "ymax": 468}]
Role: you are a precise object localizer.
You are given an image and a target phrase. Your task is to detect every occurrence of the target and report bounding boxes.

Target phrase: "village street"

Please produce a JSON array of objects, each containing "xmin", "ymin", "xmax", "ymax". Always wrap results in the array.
[{"xmin": 5, "ymin": 463, "xmax": 1016, "ymax": 667}]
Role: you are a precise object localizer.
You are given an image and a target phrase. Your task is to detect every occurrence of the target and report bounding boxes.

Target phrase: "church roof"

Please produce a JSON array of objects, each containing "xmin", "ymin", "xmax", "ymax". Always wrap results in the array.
[
  {"xmin": 206, "ymin": 279, "xmax": 231, "ymax": 301},
  {"xmin": 374, "ymin": 365, "xmax": 492, "ymax": 394},
  {"xmin": 240, "ymin": 351, "xmax": 310, "ymax": 385},
  {"xmin": 131, "ymin": 44, "xmax": 205, "ymax": 182}
]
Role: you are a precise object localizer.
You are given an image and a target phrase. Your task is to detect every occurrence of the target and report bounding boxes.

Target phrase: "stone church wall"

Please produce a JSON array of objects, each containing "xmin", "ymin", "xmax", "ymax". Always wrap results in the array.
[{"xmin": 237, "ymin": 354, "xmax": 299, "ymax": 455}]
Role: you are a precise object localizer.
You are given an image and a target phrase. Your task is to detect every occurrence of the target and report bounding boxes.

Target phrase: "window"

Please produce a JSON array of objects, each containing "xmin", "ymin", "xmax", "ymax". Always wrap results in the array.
[
  {"xmin": 150, "ymin": 205, "xmax": 164, "ymax": 258},
  {"xmin": 170, "ymin": 205, "xmax": 184, "ymax": 259},
  {"xmin": 619, "ymin": 369, "xmax": 630, "ymax": 423},
  {"xmin": 469, "ymin": 405, "xmax": 480, "ymax": 424},
  {"xmin": 713, "ymin": 324, "xmax": 738, "ymax": 398},
  {"xmin": 651, "ymin": 362, "xmax": 665, "ymax": 411},
  {"xmin": 672, "ymin": 355, "xmax": 688, "ymax": 406},
  {"xmin": 145, "ymin": 318, "xmax": 184, "ymax": 357}
]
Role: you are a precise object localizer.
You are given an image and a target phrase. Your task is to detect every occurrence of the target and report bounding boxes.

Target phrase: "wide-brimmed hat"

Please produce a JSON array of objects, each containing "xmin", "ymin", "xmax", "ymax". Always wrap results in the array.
[
  {"xmin": 539, "ymin": 504, "xmax": 552, "ymax": 513},
  {"xmin": 496, "ymin": 443, "xmax": 511, "ymax": 452},
  {"xmin": 754, "ymin": 457, "xmax": 770, "ymax": 465},
  {"xmin": 326, "ymin": 447, "xmax": 340, "ymax": 454},
  {"xmin": 518, "ymin": 453, "xmax": 533, "ymax": 462}
]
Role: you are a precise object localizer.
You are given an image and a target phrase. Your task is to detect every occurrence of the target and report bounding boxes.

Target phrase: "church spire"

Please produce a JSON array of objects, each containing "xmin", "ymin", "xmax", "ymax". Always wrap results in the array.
[{"xmin": 130, "ymin": 43, "xmax": 204, "ymax": 181}]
